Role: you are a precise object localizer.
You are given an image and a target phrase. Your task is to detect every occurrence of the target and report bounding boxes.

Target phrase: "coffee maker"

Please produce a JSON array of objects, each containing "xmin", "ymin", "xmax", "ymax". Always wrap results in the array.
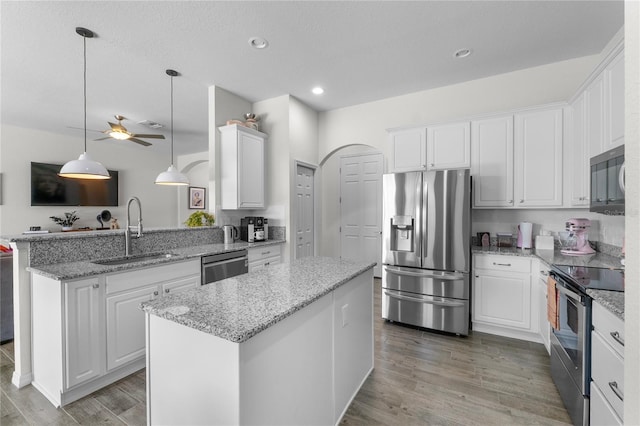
[
  {"xmin": 240, "ymin": 217, "xmax": 266, "ymax": 242},
  {"xmin": 561, "ymin": 218, "xmax": 596, "ymax": 255}
]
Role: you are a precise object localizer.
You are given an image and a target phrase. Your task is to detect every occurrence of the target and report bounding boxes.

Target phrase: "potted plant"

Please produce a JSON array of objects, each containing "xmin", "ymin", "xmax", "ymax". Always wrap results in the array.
[
  {"xmin": 185, "ymin": 211, "xmax": 215, "ymax": 227},
  {"xmin": 50, "ymin": 211, "xmax": 80, "ymax": 231}
]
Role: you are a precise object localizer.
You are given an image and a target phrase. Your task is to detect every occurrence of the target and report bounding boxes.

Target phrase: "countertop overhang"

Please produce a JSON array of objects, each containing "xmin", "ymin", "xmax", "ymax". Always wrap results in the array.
[{"xmin": 141, "ymin": 256, "xmax": 376, "ymax": 343}]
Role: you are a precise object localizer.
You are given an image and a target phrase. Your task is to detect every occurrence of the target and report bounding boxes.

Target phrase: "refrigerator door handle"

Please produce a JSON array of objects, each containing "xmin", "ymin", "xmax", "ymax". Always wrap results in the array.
[
  {"xmin": 384, "ymin": 266, "xmax": 464, "ymax": 280},
  {"xmin": 384, "ymin": 291, "xmax": 465, "ymax": 307}
]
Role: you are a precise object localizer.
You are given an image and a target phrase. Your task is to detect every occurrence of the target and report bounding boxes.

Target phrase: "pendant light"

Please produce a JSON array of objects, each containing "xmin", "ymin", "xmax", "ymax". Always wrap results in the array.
[
  {"xmin": 155, "ymin": 69, "xmax": 189, "ymax": 185},
  {"xmin": 59, "ymin": 27, "xmax": 110, "ymax": 180}
]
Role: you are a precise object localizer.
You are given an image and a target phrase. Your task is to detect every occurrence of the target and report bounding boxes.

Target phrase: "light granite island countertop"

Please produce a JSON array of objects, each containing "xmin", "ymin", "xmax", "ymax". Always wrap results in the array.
[{"xmin": 141, "ymin": 256, "xmax": 376, "ymax": 426}]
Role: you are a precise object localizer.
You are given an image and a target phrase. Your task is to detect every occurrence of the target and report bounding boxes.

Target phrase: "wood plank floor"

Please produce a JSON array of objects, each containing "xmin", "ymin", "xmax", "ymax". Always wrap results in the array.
[{"xmin": 1, "ymin": 278, "xmax": 571, "ymax": 425}]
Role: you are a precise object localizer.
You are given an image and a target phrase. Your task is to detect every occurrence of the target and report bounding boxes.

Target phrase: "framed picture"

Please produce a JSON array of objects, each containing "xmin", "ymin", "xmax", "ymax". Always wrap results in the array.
[{"xmin": 188, "ymin": 187, "xmax": 205, "ymax": 209}]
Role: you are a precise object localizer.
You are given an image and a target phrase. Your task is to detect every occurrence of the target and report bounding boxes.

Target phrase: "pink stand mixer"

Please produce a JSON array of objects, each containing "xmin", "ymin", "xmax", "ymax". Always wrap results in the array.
[{"xmin": 560, "ymin": 218, "xmax": 596, "ymax": 256}]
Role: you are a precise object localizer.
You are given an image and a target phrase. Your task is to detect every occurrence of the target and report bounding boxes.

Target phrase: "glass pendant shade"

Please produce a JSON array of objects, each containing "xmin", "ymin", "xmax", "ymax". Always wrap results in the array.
[
  {"xmin": 155, "ymin": 69, "xmax": 189, "ymax": 186},
  {"xmin": 155, "ymin": 164, "xmax": 189, "ymax": 186},
  {"xmin": 59, "ymin": 152, "xmax": 110, "ymax": 179}
]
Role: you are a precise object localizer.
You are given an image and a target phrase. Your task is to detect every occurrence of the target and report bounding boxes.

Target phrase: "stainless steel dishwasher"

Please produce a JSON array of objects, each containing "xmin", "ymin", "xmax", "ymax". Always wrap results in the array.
[{"xmin": 201, "ymin": 249, "xmax": 248, "ymax": 285}]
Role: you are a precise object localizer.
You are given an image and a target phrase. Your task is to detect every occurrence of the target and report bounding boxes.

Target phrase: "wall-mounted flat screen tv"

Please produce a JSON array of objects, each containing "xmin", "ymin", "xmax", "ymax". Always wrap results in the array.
[{"xmin": 31, "ymin": 162, "xmax": 119, "ymax": 206}]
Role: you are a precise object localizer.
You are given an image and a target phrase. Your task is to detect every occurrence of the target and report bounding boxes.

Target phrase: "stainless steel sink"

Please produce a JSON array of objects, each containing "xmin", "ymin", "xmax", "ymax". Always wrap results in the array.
[{"xmin": 92, "ymin": 253, "xmax": 177, "ymax": 266}]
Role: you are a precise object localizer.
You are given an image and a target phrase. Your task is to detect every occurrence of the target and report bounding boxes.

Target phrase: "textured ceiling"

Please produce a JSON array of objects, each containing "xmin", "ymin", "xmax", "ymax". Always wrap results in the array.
[{"xmin": 0, "ymin": 1, "xmax": 624, "ymax": 156}]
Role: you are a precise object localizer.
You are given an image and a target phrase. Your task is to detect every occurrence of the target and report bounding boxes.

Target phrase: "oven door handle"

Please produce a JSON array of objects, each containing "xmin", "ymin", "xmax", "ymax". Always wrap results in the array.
[
  {"xmin": 554, "ymin": 281, "xmax": 583, "ymax": 303},
  {"xmin": 384, "ymin": 266, "xmax": 463, "ymax": 281},
  {"xmin": 384, "ymin": 291, "xmax": 465, "ymax": 307}
]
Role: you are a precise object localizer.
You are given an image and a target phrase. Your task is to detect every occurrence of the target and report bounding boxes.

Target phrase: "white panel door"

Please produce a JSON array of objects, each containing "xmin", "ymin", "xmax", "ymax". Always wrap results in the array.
[
  {"xmin": 569, "ymin": 93, "xmax": 590, "ymax": 206},
  {"xmin": 340, "ymin": 153, "xmax": 383, "ymax": 277},
  {"xmin": 426, "ymin": 122, "xmax": 471, "ymax": 170},
  {"xmin": 295, "ymin": 164, "xmax": 315, "ymax": 259},
  {"xmin": 238, "ymin": 131, "xmax": 265, "ymax": 208},
  {"xmin": 471, "ymin": 116, "xmax": 514, "ymax": 207},
  {"xmin": 106, "ymin": 284, "xmax": 157, "ymax": 371},
  {"xmin": 604, "ymin": 50, "xmax": 625, "ymax": 150},
  {"xmin": 388, "ymin": 128, "xmax": 426, "ymax": 172},
  {"xmin": 65, "ymin": 278, "xmax": 104, "ymax": 388},
  {"xmin": 514, "ymin": 107, "xmax": 563, "ymax": 207},
  {"xmin": 586, "ymin": 73, "xmax": 605, "ymax": 158}
]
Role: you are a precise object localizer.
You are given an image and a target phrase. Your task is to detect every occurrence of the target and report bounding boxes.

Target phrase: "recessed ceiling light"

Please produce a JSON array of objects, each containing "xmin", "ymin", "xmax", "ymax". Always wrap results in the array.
[
  {"xmin": 248, "ymin": 36, "xmax": 269, "ymax": 49},
  {"xmin": 312, "ymin": 87, "xmax": 324, "ymax": 95},
  {"xmin": 454, "ymin": 48, "xmax": 472, "ymax": 59}
]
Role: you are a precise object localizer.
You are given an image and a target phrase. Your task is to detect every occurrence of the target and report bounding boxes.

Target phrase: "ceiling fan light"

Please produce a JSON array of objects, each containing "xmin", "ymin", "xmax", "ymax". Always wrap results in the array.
[
  {"xmin": 155, "ymin": 164, "xmax": 189, "ymax": 186},
  {"xmin": 59, "ymin": 152, "xmax": 111, "ymax": 179},
  {"xmin": 109, "ymin": 130, "xmax": 130, "ymax": 140}
]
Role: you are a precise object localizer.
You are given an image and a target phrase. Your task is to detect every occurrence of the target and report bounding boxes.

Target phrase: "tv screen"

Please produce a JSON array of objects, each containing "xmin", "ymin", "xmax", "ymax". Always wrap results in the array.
[{"xmin": 31, "ymin": 162, "xmax": 119, "ymax": 206}]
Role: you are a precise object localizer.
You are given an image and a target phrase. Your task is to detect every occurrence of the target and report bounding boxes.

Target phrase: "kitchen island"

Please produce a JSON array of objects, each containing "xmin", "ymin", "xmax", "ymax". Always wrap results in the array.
[{"xmin": 141, "ymin": 256, "xmax": 375, "ymax": 426}]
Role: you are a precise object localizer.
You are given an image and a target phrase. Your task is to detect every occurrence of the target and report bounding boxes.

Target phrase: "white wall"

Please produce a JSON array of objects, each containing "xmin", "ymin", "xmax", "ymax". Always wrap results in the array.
[
  {"xmin": 0, "ymin": 125, "xmax": 177, "ymax": 235},
  {"xmin": 176, "ymin": 151, "xmax": 208, "ymax": 227},
  {"xmin": 624, "ymin": 1, "xmax": 640, "ymax": 423},
  {"xmin": 318, "ymin": 55, "xmax": 600, "ymax": 161},
  {"xmin": 472, "ymin": 209, "xmax": 625, "ymax": 247}
]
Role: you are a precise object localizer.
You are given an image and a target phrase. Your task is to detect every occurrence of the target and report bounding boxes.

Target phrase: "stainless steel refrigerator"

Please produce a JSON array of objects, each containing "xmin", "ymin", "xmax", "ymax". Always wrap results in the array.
[{"xmin": 381, "ymin": 169, "xmax": 470, "ymax": 335}]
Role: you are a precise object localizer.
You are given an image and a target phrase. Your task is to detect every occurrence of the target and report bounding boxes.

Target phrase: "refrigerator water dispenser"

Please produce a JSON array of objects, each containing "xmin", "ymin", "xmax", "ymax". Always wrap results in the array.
[{"xmin": 390, "ymin": 215, "xmax": 414, "ymax": 252}]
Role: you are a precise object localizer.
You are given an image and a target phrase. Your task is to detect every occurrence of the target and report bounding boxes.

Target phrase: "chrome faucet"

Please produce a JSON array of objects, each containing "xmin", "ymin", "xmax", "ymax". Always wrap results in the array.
[{"xmin": 125, "ymin": 196, "xmax": 143, "ymax": 256}]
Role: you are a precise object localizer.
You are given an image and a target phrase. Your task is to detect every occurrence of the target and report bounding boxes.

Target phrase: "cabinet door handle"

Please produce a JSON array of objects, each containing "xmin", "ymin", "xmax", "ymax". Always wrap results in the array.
[
  {"xmin": 519, "ymin": 199, "xmax": 524, "ymax": 203},
  {"xmin": 609, "ymin": 381, "xmax": 624, "ymax": 401},
  {"xmin": 92, "ymin": 283, "xmax": 99, "ymax": 289},
  {"xmin": 153, "ymin": 291, "xmax": 159, "ymax": 296},
  {"xmin": 610, "ymin": 331, "xmax": 625, "ymax": 347},
  {"xmin": 262, "ymin": 251, "xmax": 270, "ymax": 255},
  {"xmin": 165, "ymin": 289, "xmax": 170, "ymax": 293},
  {"xmin": 508, "ymin": 200, "xmax": 513, "ymax": 204},
  {"xmin": 493, "ymin": 262, "xmax": 511, "ymax": 267},
  {"xmin": 429, "ymin": 163, "xmax": 434, "ymax": 167},
  {"xmin": 265, "ymin": 262, "xmax": 270, "ymax": 266}
]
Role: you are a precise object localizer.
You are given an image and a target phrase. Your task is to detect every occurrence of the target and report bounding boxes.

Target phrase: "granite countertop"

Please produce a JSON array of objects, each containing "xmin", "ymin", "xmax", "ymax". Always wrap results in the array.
[
  {"xmin": 3, "ymin": 226, "xmax": 218, "ymax": 243},
  {"xmin": 28, "ymin": 239, "xmax": 285, "ymax": 281},
  {"xmin": 141, "ymin": 256, "xmax": 376, "ymax": 343},
  {"xmin": 472, "ymin": 246, "xmax": 625, "ymax": 320}
]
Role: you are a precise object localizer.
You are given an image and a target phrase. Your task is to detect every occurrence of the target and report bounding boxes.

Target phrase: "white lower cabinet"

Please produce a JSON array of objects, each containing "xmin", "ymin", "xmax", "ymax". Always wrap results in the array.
[
  {"xmin": 590, "ymin": 300, "xmax": 624, "ymax": 424},
  {"xmin": 106, "ymin": 260, "xmax": 200, "ymax": 372},
  {"xmin": 248, "ymin": 245, "xmax": 283, "ymax": 272},
  {"xmin": 65, "ymin": 277, "xmax": 105, "ymax": 388},
  {"xmin": 472, "ymin": 254, "xmax": 540, "ymax": 342},
  {"xmin": 31, "ymin": 258, "xmax": 200, "ymax": 407}
]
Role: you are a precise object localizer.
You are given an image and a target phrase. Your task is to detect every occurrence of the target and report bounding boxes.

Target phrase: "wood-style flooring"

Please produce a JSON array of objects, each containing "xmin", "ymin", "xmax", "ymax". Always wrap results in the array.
[{"xmin": 1, "ymin": 278, "xmax": 571, "ymax": 425}]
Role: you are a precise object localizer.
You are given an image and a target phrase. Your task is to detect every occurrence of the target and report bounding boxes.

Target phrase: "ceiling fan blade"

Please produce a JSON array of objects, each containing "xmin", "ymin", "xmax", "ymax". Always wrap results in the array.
[
  {"xmin": 66, "ymin": 126, "xmax": 103, "ymax": 133},
  {"xmin": 108, "ymin": 122, "xmax": 127, "ymax": 132},
  {"xmin": 128, "ymin": 137, "xmax": 152, "ymax": 147},
  {"xmin": 94, "ymin": 136, "xmax": 114, "ymax": 141},
  {"xmin": 131, "ymin": 133, "xmax": 165, "ymax": 139}
]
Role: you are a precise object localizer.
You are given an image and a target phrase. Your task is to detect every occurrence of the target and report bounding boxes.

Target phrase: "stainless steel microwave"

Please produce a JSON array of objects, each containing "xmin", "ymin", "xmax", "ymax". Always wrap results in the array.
[{"xmin": 590, "ymin": 145, "xmax": 624, "ymax": 215}]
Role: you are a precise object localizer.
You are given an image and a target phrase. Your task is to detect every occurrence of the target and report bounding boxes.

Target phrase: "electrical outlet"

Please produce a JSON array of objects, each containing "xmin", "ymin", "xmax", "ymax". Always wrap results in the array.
[{"xmin": 342, "ymin": 304, "xmax": 349, "ymax": 327}]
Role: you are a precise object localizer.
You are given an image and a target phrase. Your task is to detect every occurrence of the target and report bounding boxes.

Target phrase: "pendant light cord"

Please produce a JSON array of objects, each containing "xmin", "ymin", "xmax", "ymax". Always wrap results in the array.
[
  {"xmin": 170, "ymin": 73, "xmax": 174, "ymax": 166},
  {"xmin": 83, "ymin": 33, "xmax": 87, "ymax": 153}
]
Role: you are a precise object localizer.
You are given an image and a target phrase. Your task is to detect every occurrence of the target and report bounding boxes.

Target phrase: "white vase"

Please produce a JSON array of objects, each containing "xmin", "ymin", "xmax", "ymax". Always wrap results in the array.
[{"xmin": 62, "ymin": 226, "xmax": 73, "ymax": 232}]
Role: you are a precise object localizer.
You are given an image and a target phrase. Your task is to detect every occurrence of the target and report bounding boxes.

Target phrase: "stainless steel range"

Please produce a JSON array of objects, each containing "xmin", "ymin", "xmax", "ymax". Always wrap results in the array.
[
  {"xmin": 381, "ymin": 169, "xmax": 470, "ymax": 335},
  {"xmin": 549, "ymin": 265, "xmax": 624, "ymax": 426}
]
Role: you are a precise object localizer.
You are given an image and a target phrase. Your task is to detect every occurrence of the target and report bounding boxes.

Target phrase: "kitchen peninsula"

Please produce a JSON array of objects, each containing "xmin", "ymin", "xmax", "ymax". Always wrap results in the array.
[{"xmin": 141, "ymin": 256, "xmax": 375, "ymax": 426}]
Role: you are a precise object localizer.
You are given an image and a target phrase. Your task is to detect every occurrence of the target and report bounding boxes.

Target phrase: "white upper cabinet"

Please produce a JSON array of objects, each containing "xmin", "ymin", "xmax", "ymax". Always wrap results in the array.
[
  {"xmin": 388, "ymin": 127, "xmax": 427, "ymax": 172},
  {"xmin": 569, "ymin": 93, "xmax": 590, "ymax": 206},
  {"xmin": 586, "ymin": 73, "xmax": 606, "ymax": 157},
  {"xmin": 219, "ymin": 124, "xmax": 267, "ymax": 210},
  {"xmin": 471, "ymin": 116, "xmax": 514, "ymax": 207},
  {"xmin": 604, "ymin": 50, "xmax": 624, "ymax": 151},
  {"xmin": 426, "ymin": 122, "xmax": 471, "ymax": 170},
  {"xmin": 514, "ymin": 107, "xmax": 563, "ymax": 207}
]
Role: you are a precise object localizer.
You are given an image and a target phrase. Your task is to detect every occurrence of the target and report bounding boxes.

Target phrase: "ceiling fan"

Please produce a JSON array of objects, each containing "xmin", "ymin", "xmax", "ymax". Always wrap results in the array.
[{"xmin": 94, "ymin": 115, "xmax": 165, "ymax": 146}]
